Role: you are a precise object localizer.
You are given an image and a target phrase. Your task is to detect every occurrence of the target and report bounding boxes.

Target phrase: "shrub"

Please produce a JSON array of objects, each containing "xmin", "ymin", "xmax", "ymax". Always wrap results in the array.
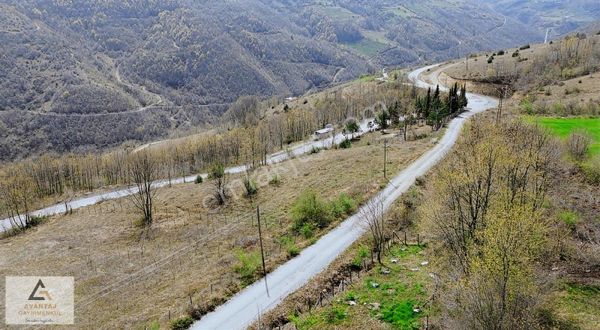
[
  {"xmin": 519, "ymin": 44, "xmax": 531, "ymax": 50},
  {"xmin": 299, "ymin": 223, "xmax": 315, "ymax": 239},
  {"xmin": 497, "ymin": 50, "xmax": 505, "ymax": 56},
  {"xmin": 195, "ymin": 175, "xmax": 203, "ymax": 184},
  {"xmin": 520, "ymin": 98, "xmax": 534, "ymax": 114},
  {"xmin": 233, "ymin": 249, "xmax": 261, "ymax": 286},
  {"xmin": 352, "ymin": 245, "xmax": 370, "ymax": 268},
  {"xmin": 564, "ymin": 87, "xmax": 581, "ymax": 95},
  {"xmin": 309, "ymin": 146, "xmax": 321, "ymax": 154},
  {"xmin": 243, "ymin": 177, "xmax": 258, "ymax": 197},
  {"xmin": 292, "ymin": 191, "xmax": 332, "ymax": 229},
  {"xmin": 279, "ymin": 235, "xmax": 300, "ymax": 258},
  {"xmin": 339, "ymin": 139, "xmax": 352, "ymax": 149},
  {"xmin": 287, "ymin": 245, "xmax": 300, "ymax": 257},
  {"xmin": 487, "ymin": 56, "xmax": 494, "ymax": 64},
  {"xmin": 269, "ymin": 174, "xmax": 281, "ymax": 186},
  {"xmin": 559, "ymin": 211, "xmax": 579, "ymax": 231},
  {"xmin": 170, "ymin": 316, "xmax": 194, "ymax": 330},
  {"xmin": 187, "ymin": 297, "xmax": 225, "ymax": 320},
  {"xmin": 331, "ymin": 193, "xmax": 356, "ymax": 218},
  {"xmin": 582, "ymin": 156, "xmax": 600, "ymax": 185},
  {"xmin": 567, "ymin": 131, "xmax": 592, "ymax": 161},
  {"xmin": 512, "ymin": 50, "xmax": 520, "ymax": 57}
]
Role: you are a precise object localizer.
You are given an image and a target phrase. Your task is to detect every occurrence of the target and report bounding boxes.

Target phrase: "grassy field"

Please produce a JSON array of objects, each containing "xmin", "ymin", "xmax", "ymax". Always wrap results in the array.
[
  {"xmin": 552, "ymin": 283, "xmax": 600, "ymax": 330},
  {"xmin": 528, "ymin": 117, "xmax": 600, "ymax": 156},
  {"xmin": 289, "ymin": 244, "xmax": 432, "ymax": 330},
  {"xmin": 343, "ymin": 38, "xmax": 389, "ymax": 58},
  {"xmin": 0, "ymin": 129, "xmax": 438, "ymax": 329}
]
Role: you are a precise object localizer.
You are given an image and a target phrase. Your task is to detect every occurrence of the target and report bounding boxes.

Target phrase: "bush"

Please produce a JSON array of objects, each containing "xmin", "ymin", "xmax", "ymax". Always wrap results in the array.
[
  {"xmin": 567, "ymin": 131, "xmax": 592, "ymax": 161},
  {"xmin": 520, "ymin": 98, "xmax": 534, "ymax": 114},
  {"xmin": 487, "ymin": 56, "xmax": 494, "ymax": 64},
  {"xmin": 279, "ymin": 235, "xmax": 300, "ymax": 258},
  {"xmin": 519, "ymin": 44, "xmax": 531, "ymax": 50},
  {"xmin": 497, "ymin": 50, "xmax": 505, "ymax": 56},
  {"xmin": 512, "ymin": 50, "xmax": 520, "ymax": 57},
  {"xmin": 309, "ymin": 146, "xmax": 321, "ymax": 154},
  {"xmin": 243, "ymin": 177, "xmax": 258, "ymax": 197},
  {"xmin": 287, "ymin": 245, "xmax": 300, "ymax": 257},
  {"xmin": 339, "ymin": 139, "xmax": 352, "ymax": 149},
  {"xmin": 559, "ymin": 211, "xmax": 579, "ymax": 231},
  {"xmin": 269, "ymin": 174, "xmax": 281, "ymax": 186},
  {"xmin": 195, "ymin": 175, "xmax": 203, "ymax": 184},
  {"xmin": 331, "ymin": 193, "xmax": 356, "ymax": 218},
  {"xmin": 170, "ymin": 316, "xmax": 194, "ymax": 330},
  {"xmin": 233, "ymin": 249, "xmax": 261, "ymax": 286},
  {"xmin": 582, "ymin": 156, "xmax": 600, "ymax": 185},
  {"xmin": 292, "ymin": 191, "xmax": 332, "ymax": 229},
  {"xmin": 352, "ymin": 245, "xmax": 370, "ymax": 269},
  {"xmin": 299, "ymin": 223, "xmax": 315, "ymax": 239}
]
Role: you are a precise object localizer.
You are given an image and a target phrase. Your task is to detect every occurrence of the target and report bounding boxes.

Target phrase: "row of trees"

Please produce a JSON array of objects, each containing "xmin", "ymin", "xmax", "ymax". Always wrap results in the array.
[
  {"xmin": 423, "ymin": 118, "xmax": 559, "ymax": 328},
  {"xmin": 0, "ymin": 77, "xmax": 422, "ymax": 227},
  {"xmin": 414, "ymin": 83, "xmax": 468, "ymax": 130}
]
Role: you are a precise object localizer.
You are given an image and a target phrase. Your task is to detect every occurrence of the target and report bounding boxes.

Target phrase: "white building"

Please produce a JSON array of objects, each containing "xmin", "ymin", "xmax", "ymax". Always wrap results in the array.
[{"xmin": 315, "ymin": 124, "xmax": 334, "ymax": 140}]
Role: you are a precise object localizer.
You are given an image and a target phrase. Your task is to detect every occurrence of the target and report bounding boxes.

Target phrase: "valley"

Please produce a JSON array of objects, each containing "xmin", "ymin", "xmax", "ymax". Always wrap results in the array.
[{"xmin": 1, "ymin": 2, "xmax": 600, "ymax": 330}]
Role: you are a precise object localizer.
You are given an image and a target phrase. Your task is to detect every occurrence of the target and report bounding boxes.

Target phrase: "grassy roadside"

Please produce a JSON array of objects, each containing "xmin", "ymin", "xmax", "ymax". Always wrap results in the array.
[{"xmin": 288, "ymin": 244, "xmax": 433, "ymax": 330}]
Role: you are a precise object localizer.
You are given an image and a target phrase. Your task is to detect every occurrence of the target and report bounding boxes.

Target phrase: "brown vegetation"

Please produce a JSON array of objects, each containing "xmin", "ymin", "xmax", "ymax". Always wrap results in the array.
[{"xmin": 0, "ymin": 128, "xmax": 435, "ymax": 328}]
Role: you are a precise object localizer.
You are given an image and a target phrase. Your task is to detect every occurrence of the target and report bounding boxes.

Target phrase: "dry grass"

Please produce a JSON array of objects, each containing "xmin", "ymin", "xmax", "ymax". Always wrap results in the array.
[{"xmin": 0, "ymin": 129, "xmax": 437, "ymax": 329}]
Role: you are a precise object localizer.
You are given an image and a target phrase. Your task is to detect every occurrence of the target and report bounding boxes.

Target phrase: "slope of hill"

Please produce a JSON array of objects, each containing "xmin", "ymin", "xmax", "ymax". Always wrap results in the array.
[
  {"xmin": 482, "ymin": 0, "xmax": 600, "ymax": 37},
  {"xmin": 1, "ymin": 0, "xmax": 597, "ymax": 160}
]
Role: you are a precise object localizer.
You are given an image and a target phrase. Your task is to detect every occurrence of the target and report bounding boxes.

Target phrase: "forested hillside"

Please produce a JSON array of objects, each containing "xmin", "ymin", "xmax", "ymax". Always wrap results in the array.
[
  {"xmin": 1, "ymin": 0, "xmax": 597, "ymax": 160},
  {"xmin": 482, "ymin": 0, "xmax": 600, "ymax": 37}
]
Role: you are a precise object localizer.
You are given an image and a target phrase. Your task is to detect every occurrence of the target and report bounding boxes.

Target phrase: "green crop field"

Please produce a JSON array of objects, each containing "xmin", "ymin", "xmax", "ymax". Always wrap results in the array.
[
  {"xmin": 527, "ymin": 117, "xmax": 600, "ymax": 156},
  {"xmin": 343, "ymin": 38, "xmax": 389, "ymax": 58}
]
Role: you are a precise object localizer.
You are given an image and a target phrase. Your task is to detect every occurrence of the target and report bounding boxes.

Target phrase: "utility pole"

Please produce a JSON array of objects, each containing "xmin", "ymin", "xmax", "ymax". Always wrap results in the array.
[
  {"xmin": 383, "ymin": 139, "xmax": 388, "ymax": 180},
  {"xmin": 257, "ymin": 205, "xmax": 269, "ymax": 297},
  {"xmin": 497, "ymin": 85, "xmax": 507, "ymax": 124}
]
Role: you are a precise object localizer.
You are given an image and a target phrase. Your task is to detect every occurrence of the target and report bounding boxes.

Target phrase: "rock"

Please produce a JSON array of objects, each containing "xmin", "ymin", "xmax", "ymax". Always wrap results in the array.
[
  {"xmin": 410, "ymin": 267, "xmax": 420, "ymax": 272},
  {"xmin": 369, "ymin": 302, "xmax": 381, "ymax": 310},
  {"xmin": 551, "ymin": 266, "xmax": 559, "ymax": 271},
  {"xmin": 391, "ymin": 258, "xmax": 399, "ymax": 264},
  {"xmin": 420, "ymin": 261, "xmax": 429, "ymax": 266},
  {"xmin": 370, "ymin": 282, "xmax": 380, "ymax": 288},
  {"xmin": 381, "ymin": 268, "xmax": 391, "ymax": 274},
  {"xmin": 413, "ymin": 307, "xmax": 421, "ymax": 313},
  {"xmin": 348, "ymin": 301, "xmax": 357, "ymax": 306}
]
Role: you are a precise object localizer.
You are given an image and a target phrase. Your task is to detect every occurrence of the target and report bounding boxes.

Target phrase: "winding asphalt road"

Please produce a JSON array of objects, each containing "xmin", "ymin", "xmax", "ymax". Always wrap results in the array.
[{"xmin": 190, "ymin": 63, "xmax": 498, "ymax": 330}]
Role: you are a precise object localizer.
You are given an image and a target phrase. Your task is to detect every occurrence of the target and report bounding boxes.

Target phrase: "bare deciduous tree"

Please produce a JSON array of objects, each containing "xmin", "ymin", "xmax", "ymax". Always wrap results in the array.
[
  {"xmin": 127, "ymin": 151, "xmax": 158, "ymax": 227},
  {"xmin": 360, "ymin": 199, "xmax": 386, "ymax": 265},
  {"xmin": 0, "ymin": 175, "xmax": 35, "ymax": 231},
  {"xmin": 567, "ymin": 130, "xmax": 592, "ymax": 161}
]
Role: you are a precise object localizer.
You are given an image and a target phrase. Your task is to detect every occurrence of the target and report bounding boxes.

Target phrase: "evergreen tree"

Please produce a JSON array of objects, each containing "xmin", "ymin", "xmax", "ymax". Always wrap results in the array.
[
  {"xmin": 375, "ymin": 109, "xmax": 390, "ymax": 129},
  {"xmin": 459, "ymin": 84, "xmax": 468, "ymax": 109},
  {"xmin": 389, "ymin": 101, "xmax": 401, "ymax": 126},
  {"xmin": 425, "ymin": 87, "xmax": 432, "ymax": 119}
]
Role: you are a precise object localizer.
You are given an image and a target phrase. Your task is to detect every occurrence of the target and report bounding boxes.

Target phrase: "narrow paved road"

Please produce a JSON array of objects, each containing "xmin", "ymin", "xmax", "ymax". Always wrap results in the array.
[
  {"xmin": 0, "ymin": 120, "xmax": 374, "ymax": 232},
  {"xmin": 191, "ymin": 63, "xmax": 498, "ymax": 330}
]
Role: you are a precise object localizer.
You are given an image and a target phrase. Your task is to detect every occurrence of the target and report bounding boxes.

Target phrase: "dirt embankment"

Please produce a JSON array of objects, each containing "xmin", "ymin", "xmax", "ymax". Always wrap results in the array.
[{"xmin": 439, "ymin": 66, "xmax": 506, "ymax": 98}]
